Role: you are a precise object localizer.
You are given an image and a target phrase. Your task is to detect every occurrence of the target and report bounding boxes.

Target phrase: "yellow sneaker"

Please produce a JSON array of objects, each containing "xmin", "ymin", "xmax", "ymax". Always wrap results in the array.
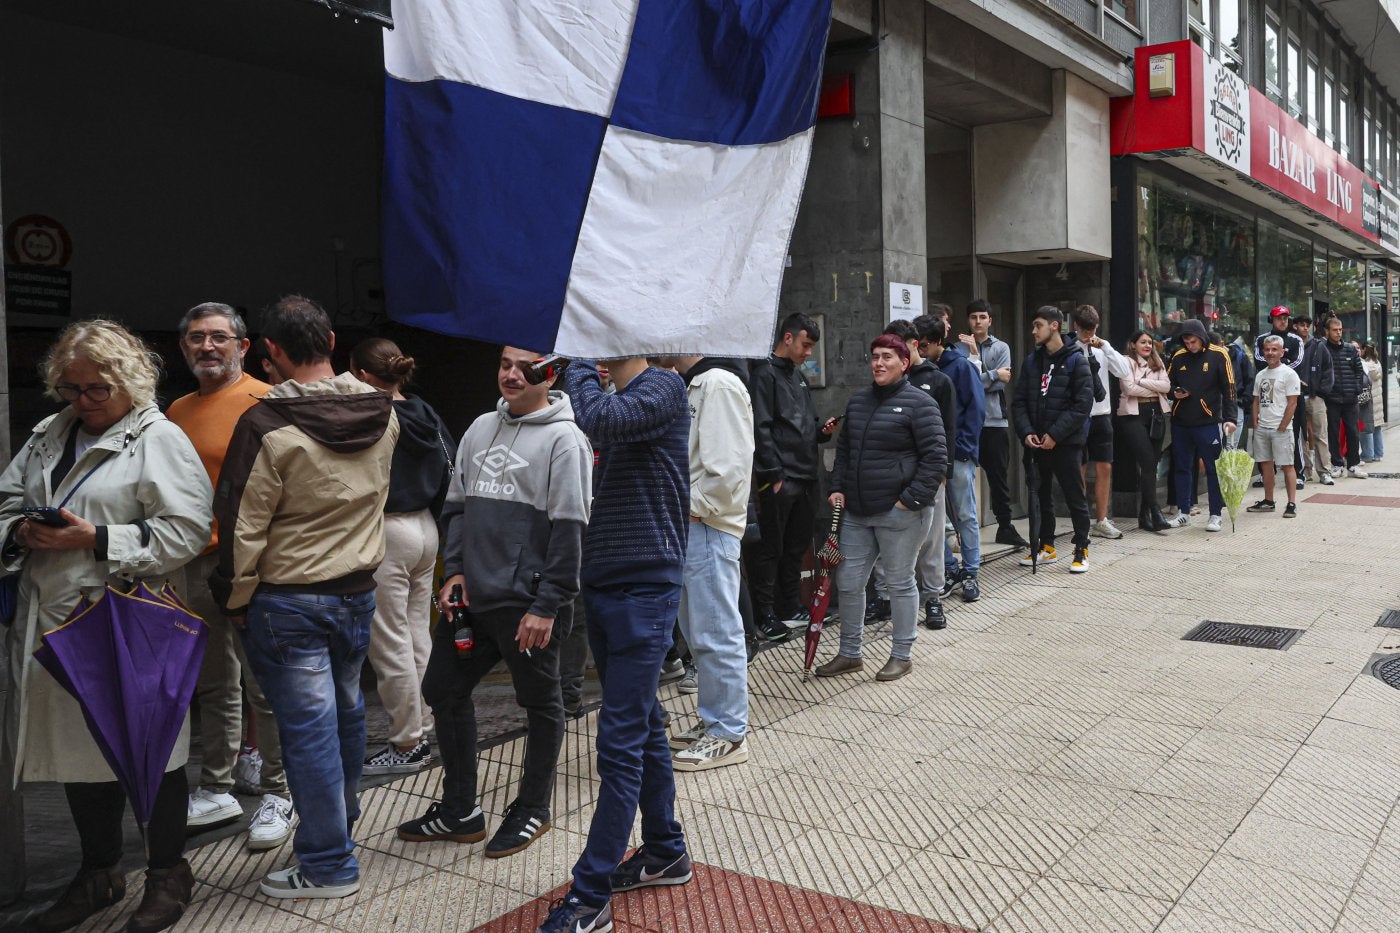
[
  {"xmin": 1070, "ymin": 546, "xmax": 1089, "ymax": 573},
  {"xmin": 1019, "ymin": 544, "xmax": 1057, "ymax": 566}
]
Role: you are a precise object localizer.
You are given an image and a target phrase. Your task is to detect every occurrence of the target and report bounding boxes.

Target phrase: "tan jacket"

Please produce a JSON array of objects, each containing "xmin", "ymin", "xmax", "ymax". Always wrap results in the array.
[{"xmin": 211, "ymin": 373, "xmax": 398, "ymax": 615}]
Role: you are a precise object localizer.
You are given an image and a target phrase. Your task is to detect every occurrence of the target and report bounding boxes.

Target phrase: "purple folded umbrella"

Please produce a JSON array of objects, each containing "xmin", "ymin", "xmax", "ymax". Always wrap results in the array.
[{"xmin": 34, "ymin": 582, "xmax": 206, "ymax": 825}]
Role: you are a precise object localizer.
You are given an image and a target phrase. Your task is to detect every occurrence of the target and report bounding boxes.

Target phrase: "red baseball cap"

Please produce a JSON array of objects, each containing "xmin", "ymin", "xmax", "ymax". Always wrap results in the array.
[{"xmin": 1270, "ymin": 306, "xmax": 1291, "ymax": 317}]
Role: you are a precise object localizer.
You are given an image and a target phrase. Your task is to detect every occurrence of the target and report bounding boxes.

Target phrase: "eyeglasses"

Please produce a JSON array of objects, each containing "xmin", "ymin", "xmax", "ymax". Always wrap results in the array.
[
  {"xmin": 183, "ymin": 331, "xmax": 235, "ymax": 348},
  {"xmin": 56, "ymin": 383, "xmax": 113, "ymax": 402}
]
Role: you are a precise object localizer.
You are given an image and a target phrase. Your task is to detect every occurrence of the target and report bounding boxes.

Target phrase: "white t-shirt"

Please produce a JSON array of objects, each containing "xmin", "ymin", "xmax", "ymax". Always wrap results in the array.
[{"xmin": 1253, "ymin": 365, "xmax": 1301, "ymax": 429}]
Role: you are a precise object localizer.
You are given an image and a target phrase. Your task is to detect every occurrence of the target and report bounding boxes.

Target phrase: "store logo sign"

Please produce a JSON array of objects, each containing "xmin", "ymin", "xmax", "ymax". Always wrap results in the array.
[{"xmin": 1203, "ymin": 58, "xmax": 1249, "ymax": 173}]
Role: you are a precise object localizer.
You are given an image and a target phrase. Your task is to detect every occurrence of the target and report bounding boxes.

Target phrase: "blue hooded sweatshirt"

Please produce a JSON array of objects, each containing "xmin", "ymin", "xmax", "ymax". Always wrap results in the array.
[{"xmin": 933, "ymin": 347, "xmax": 986, "ymax": 463}]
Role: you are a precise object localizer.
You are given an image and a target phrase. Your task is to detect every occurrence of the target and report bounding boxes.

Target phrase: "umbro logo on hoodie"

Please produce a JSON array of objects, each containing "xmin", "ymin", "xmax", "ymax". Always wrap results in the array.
[{"xmin": 473, "ymin": 444, "xmax": 529, "ymax": 477}]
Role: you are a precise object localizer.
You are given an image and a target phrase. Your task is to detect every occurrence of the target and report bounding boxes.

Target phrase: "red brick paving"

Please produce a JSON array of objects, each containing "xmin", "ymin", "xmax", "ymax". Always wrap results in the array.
[
  {"xmin": 470, "ymin": 862, "xmax": 972, "ymax": 932},
  {"xmin": 1303, "ymin": 493, "xmax": 1400, "ymax": 507}
]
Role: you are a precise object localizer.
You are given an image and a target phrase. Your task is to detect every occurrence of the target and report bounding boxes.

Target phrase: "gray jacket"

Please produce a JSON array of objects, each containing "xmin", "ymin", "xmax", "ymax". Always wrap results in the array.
[
  {"xmin": 976, "ymin": 335, "xmax": 1012, "ymax": 428},
  {"xmin": 443, "ymin": 392, "xmax": 592, "ymax": 620}
]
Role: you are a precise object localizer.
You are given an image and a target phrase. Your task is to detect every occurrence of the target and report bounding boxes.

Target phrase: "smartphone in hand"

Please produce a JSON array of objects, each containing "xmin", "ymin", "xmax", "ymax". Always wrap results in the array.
[{"xmin": 21, "ymin": 506, "xmax": 67, "ymax": 528}]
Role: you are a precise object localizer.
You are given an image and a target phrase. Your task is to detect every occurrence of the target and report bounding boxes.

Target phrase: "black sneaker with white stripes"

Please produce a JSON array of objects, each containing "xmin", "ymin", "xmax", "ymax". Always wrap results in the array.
[
  {"xmin": 485, "ymin": 801, "xmax": 552, "ymax": 859},
  {"xmin": 397, "ymin": 801, "xmax": 486, "ymax": 844}
]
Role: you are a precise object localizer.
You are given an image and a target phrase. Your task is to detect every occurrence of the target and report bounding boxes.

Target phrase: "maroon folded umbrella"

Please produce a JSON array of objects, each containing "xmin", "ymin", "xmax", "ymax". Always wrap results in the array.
[
  {"xmin": 802, "ymin": 501, "xmax": 845, "ymax": 680},
  {"xmin": 34, "ymin": 582, "xmax": 207, "ymax": 825}
]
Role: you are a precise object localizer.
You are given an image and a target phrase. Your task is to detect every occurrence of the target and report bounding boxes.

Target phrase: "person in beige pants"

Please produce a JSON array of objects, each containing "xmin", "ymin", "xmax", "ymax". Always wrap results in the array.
[
  {"xmin": 350, "ymin": 338, "xmax": 455, "ymax": 775},
  {"xmin": 166, "ymin": 302, "xmax": 290, "ymax": 851}
]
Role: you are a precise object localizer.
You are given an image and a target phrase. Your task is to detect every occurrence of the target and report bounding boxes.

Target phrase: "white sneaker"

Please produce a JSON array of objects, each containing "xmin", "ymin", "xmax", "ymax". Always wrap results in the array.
[
  {"xmin": 247, "ymin": 794, "xmax": 294, "ymax": 851},
  {"xmin": 672, "ymin": 734, "xmax": 749, "ymax": 772},
  {"xmin": 1321, "ymin": 473, "xmax": 1336, "ymax": 485},
  {"xmin": 1089, "ymin": 519, "xmax": 1123, "ymax": 539},
  {"xmin": 1349, "ymin": 465, "xmax": 1369, "ymax": 478},
  {"xmin": 1165, "ymin": 513, "xmax": 1190, "ymax": 528},
  {"xmin": 1205, "ymin": 515, "xmax": 1223, "ymax": 532},
  {"xmin": 188, "ymin": 787, "xmax": 242, "ymax": 828},
  {"xmin": 232, "ymin": 746, "xmax": 263, "ymax": 796},
  {"xmin": 1330, "ymin": 465, "xmax": 1345, "ymax": 477}
]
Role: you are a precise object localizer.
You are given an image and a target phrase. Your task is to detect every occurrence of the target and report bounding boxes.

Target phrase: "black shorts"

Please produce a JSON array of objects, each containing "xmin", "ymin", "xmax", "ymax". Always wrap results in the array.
[{"xmin": 1084, "ymin": 414, "xmax": 1114, "ymax": 463}]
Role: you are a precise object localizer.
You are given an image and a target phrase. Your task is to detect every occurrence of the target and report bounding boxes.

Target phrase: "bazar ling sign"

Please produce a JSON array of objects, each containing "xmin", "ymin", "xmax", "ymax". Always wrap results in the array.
[{"xmin": 1112, "ymin": 41, "xmax": 1400, "ymax": 256}]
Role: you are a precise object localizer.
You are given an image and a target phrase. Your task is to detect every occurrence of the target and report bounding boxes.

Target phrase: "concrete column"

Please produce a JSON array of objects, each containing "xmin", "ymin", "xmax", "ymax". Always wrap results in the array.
[
  {"xmin": 779, "ymin": 1, "xmax": 926, "ymax": 411},
  {"xmin": 878, "ymin": 0, "xmax": 928, "ymax": 304}
]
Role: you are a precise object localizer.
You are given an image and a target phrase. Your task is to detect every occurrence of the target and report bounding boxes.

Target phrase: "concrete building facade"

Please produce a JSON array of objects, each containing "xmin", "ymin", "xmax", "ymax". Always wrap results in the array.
[{"xmin": 3, "ymin": 0, "xmax": 1400, "ymax": 479}]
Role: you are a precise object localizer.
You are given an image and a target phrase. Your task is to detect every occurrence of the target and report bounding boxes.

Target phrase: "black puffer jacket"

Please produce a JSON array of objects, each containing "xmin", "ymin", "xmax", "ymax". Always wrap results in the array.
[
  {"xmin": 830, "ymin": 378, "xmax": 946, "ymax": 516},
  {"xmin": 1324, "ymin": 339, "xmax": 1367, "ymax": 403},
  {"xmin": 1011, "ymin": 333, "xmax": 1095, "ymax": 444},
  {"xmin": 750, "ymin": 355, "xmax": 828, "ymax": 484},
  {"xmin": 906, "ymin": 359, "xmax": 956, "ymax": 472}
]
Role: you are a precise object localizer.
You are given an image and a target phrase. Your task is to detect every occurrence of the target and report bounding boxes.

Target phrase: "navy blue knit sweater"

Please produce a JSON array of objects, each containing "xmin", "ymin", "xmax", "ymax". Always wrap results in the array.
[{"xmin": 563, "ymin": 363, "xmax": 690, "ymax": 587}]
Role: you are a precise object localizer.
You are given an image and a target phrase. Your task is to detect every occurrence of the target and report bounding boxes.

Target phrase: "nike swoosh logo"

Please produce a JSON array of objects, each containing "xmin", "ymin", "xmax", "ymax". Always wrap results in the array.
[{"xmin": 639, "ymin": 866, "xmax": 667, "ymax": 883}]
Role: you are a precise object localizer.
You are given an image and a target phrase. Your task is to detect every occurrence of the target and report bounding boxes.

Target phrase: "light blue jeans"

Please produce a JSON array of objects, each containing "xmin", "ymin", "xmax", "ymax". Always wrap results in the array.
[
  {"xmin": 944, "ymin": 458, "xmax": 981, "ymax": 576},
  {"xmin": 1361, "ymin": 427, "xmax": 1385, "ymax": 460},
  {"xmin": 836, "ymin": 505, "xmax": 934, "ymax": 661},
  {"xmin": 874, "ymin": 482, "xmax": 946, "ymax": 601},
  {"xmin": 677, "ymin": 522, "xmax": 747, "ymax": 742},
  {"xmin": 240, "ymin": 588, "xmax": 375, "ymax": 886}
]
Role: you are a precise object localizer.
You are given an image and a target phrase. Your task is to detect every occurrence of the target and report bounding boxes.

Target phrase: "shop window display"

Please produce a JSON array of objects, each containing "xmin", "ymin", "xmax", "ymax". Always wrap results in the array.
[
  {"xmin": 1136, "ymin": 181, "xmax": 1257, "ymax": 348},
  {"xmin": 1256, "ymin": 221, "xmax": 1312, "ymax": 327}
]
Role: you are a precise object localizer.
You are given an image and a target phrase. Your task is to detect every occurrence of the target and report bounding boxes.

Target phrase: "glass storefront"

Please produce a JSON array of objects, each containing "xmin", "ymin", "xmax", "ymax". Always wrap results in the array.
[
  {"xmin": 1133, "ymin": 168, "xmax": 1387, "ymax": 357},
  {"xmin": 1135, "ymin": 175, "xmax": 1259, "ymax": 344}
]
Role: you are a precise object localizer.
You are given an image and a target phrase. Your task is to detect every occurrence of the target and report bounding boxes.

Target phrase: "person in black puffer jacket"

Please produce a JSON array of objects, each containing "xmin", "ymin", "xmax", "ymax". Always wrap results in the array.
[
  {"xmin": 815, "ymin": 335, "xmax": 946, "ymax": 684},
  {"xmin": 1011, "ymin": 307, "xmax": 1095, "ymax": 571},
  {"xmin": 1322, "ymin": 317, "xmax": 1369, "ymax": 476}
]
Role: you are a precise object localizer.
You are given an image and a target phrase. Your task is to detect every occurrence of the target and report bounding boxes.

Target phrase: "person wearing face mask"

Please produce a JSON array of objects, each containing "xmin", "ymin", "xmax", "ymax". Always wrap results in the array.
[
  {"xmin": 1, "ymin": 320, "xmax": 212, "ymax": 933},
  {"xmin": 1114, "ymin": 330, "xmax": 1172, "ymax": 532},
  {"xmin": 815, "ymin": 335, "xmax": 946, "ymax": 683}
]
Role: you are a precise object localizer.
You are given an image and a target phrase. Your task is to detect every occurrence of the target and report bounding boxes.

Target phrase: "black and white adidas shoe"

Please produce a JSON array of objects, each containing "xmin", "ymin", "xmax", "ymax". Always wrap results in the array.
[
  {"xmin": 397, "ymin": 801, "xmax": 486, "ymax": 844},
  {"xmin": 485, "ymin": 801, "xmax": 552, "ymax": 859}
]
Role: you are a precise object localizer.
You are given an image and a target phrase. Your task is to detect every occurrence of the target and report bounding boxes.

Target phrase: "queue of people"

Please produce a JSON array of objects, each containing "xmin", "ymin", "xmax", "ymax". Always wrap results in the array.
[{"xmin": 0, "ymin": 296, "xmax": 1387, "ymax": 933}]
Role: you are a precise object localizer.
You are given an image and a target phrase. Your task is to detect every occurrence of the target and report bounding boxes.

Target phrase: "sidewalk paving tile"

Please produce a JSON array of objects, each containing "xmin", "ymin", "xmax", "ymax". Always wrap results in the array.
[
  {"xmin": 1046, "ymin": 829, "xmax": 1214, "ymax": 901},
  {"xmin": 1177, "ymin": 854, "xmax": 1349, "ymax": 931},
  {"xmin": 861, "ymin": 852, "xmax": 1036, "ymax": 931},
  {"xmin": 931, "ymin": 810, "xmax": 1087, "ymax": 875},
  {"xmin": 1217, "ymin": 811, "xmax": 1372, "ymax": 888},
  {"xmin": 1251, "ymin": 774, "xmax": 1390, "ymax": 842},
  {"xmin": 987, "ymin": 875, "xmax": 1171, "ymax": 932}
]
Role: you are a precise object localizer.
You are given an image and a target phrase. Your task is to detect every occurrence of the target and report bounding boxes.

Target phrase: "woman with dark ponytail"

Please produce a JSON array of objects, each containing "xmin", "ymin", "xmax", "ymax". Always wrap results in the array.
[{"xmin": 350, "ymin": 338, "xmax": 454, "ymax": 776}]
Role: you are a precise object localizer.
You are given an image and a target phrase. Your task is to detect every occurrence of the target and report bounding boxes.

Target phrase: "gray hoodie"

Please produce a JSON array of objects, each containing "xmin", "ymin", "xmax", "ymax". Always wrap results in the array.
[{"xmin": 442, "ymin": 391, "xmax": 592, "ymax": 619}]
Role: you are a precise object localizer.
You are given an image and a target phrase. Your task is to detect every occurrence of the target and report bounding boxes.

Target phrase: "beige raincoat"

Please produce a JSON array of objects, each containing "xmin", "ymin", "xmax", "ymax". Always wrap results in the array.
[{"xmin": 0, "ymin": 403, "xmax": 211, "ymax": 785}]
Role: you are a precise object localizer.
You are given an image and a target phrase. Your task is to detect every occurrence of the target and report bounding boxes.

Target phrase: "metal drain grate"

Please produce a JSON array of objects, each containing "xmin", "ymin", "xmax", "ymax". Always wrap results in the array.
[
  {"xmin": 1364, "ymin": 472, "xmax": 1400, "ymax": 478},
  {"xmin": 1371, "ymin": 655, "xmax": 1400, "ymax": 689},
  {"xmin": 1377, "ymin": 611, "xmax": 1400, "ymax": 629},
  {"xmin": 1182, "ymin": 620, "xmax": 1303, "ymax": 650}
]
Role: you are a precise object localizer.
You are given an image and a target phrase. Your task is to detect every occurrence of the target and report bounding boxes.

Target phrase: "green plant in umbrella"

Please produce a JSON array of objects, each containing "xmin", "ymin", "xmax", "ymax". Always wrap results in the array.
[{"xmin": 1216, "ymin": 441, "xmax": 1255, "ymax": 531}]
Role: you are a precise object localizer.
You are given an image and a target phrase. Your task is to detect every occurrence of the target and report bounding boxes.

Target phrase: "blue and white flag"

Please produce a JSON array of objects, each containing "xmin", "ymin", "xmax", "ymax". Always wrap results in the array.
[{"xmin": 382, "ymin": 0, "xmax": 831, "ymax": 358}]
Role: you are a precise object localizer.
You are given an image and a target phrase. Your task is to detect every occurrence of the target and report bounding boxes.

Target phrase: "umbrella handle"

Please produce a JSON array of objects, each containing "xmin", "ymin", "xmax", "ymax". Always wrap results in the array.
[{"xmin": 829, "ymin": 499, "xmax": 843, "ymax": 532}]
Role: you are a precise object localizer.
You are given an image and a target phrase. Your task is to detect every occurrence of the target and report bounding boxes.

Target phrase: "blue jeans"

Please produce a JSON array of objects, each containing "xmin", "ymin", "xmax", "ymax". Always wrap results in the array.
[
  {"xmin": 836, "ymin": 505, "xmax": 933, "ymax": 661},
  {"xmin": 944, "ymin": 458, "xmax": 981, "ymax": 576},
  {"xmin": 571, "ymin": 582, "xmax": 687, "ymax": 908},
  {"xmin": 240, "ymin": 589, "xmax": 374, "ymax": 886},
  {"xmin": 677, "ymin": 523, "xmax": 747, "ymax": 742},
  {"xmin": 1361, "ymin": 426, "xmax": 1385, "ymax": 460},
  {"xmin": 1172, "ymin": 423, "xmax": 1225, "ymax": 517}
]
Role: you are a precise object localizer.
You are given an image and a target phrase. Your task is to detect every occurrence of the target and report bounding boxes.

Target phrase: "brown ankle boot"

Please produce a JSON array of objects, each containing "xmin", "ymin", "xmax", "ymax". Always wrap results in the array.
[
  {"xmin": 33, "ymin": 864, "xmax": 126, "ymax": 933},
  {"xmin": 125, "ymin": 861, "xmax": 194, "ymax": 933}
]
